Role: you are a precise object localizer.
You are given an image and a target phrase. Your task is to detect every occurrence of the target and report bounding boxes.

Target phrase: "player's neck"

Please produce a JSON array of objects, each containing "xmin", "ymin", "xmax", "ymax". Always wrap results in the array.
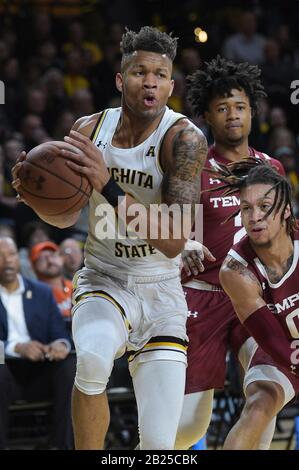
[
  {"xmin": 253, "ymin": 232, "xmax": 293, "ymax": 274},
  {"xmin": 214, "ymin": 140, "xmax": 250, "ymax": 162},
  {"xmin": 113, "ymin": 109, "xmax": 165, "ymax": 148}
]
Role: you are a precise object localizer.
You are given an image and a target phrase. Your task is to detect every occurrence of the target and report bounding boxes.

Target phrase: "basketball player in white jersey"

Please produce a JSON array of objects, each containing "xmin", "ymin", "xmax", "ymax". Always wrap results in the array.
[{"xmin": 12, "ymin": 26, "xmax": 207, "ymax": 449}]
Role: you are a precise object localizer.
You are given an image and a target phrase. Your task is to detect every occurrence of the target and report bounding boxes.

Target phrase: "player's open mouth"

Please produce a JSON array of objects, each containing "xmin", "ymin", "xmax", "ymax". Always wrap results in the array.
[
  {"xmin": 252, "ymin": 227, "xmax": 264, "ymax": 233},
  {"xmin": 144, "ymin": 95, "xmax": 156, "ymax": 107}
]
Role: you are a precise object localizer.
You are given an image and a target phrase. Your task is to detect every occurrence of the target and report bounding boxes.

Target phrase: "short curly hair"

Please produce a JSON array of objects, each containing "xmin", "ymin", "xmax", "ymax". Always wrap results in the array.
[
  {"xmin": 120, "ymin": 26, "xmax": 178, "ymax": 67},
  {"xmin": 186, "ymin": 55, "xmax": 266, "ymax": 116}
]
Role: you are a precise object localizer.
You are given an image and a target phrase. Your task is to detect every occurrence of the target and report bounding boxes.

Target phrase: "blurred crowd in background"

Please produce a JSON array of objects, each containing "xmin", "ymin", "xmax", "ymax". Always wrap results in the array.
[{"xmin": 0, "ymin": 0, "xmax": 299, "ymax": 248}]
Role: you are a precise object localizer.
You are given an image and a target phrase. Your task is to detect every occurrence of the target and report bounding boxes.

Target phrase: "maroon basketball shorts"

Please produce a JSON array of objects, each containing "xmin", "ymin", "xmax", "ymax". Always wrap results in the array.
[
  {"xmin": 249, "ymin": 347, "xmax": 299, "ymax": 397},
  {"xmin": 184, "ymin": 286, "xmax": 249, "ymax": 393}
]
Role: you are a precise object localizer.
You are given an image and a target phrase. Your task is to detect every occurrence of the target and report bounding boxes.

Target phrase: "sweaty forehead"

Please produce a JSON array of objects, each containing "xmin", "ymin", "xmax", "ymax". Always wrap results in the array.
[
  {"xmin": 124, "ymin": 50, "xmax": 172, "ymax": 70},
  {"xmin": 241, "ymin": 183, "xmax": 274, "ymax": 201},
  {"xmin": 212, "ymin": 88, "xmax": 250, "ymax": 105}
]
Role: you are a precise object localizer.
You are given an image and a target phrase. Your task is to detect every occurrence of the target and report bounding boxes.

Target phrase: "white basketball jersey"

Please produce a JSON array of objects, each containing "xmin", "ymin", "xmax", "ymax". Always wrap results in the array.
[{"xmin": 84, "ymin": 106, "xmax": 186, "ymax": 278}]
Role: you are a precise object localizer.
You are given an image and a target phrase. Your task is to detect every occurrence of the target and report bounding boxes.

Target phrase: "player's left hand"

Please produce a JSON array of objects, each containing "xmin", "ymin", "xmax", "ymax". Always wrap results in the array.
[
  {"xmin": 60, "ymin": 130, "xmax": 110, "ymax": 192},
  {"xmin": 181, "ymin": 240, "xmax": 216, "ymax": 276}
]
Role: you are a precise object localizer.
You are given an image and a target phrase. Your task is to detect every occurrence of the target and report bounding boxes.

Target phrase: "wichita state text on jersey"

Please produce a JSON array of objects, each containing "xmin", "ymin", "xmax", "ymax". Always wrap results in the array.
[{"xmin": 85, "ymin": 106, "xmax": 188, "ymax": 277}]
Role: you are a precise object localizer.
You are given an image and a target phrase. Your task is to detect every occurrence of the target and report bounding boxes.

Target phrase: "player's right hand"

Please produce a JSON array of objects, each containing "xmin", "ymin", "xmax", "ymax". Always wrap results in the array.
[
  {"xmin": 181, "ymin": 240, "xmax": 216, "ymax": 276},
  {"xmin": 11, "ymin": 151, "xmax": 28, "ymax": 204}
]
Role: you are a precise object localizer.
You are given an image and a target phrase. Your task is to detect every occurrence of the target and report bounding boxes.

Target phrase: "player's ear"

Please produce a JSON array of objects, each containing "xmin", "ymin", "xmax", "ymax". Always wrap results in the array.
[
  {"xmin": 204, "ymin": 111, "xmax": 211, "ymax": 125},
  {"xmin": 168, "ymin": 80, "xmax": 174, "ymax": 97},
  {"xmin": 284, "ymin": 204, "xmax": 291, "ymax": 220},
  {"xmin": 115, "ymin": 73, "xmax": 123, "ymax": 93}
]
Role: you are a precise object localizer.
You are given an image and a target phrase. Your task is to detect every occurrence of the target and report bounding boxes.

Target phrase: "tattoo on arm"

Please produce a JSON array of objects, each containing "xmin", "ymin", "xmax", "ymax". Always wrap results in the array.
[
  {"xmin": 226, "ymin": 256, "xmax": 261, "ymax": 286},
  {"xmin": 162, "ymin": 127, "xmax": 207, "ymax": 207}
]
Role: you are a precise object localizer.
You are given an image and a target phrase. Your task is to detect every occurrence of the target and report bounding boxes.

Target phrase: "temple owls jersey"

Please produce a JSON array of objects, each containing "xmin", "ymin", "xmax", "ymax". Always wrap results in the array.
[
  {"xmin": 84, "ymin": 106, "xmax": 186, "ymax": 278},
  {"xmin": 181, "ymin": 145, "xmax": 284, "ymax": 287},
  {"xmin": 228, "ymin": 231, "xmax": 299, "ymax": 386}
]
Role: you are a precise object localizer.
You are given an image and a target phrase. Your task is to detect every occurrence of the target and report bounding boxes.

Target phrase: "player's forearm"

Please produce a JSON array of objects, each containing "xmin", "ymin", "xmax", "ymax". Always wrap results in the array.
[
  {"xmin": 116, "ymin": 194, "xmax": 186, "ymax": 258},
  {"xmin": 37, "ymin": 210, "xmax": 81, "ymax": 228},
  {"xmin": 243, "ymin": 305, "xmax": 298, "ymax": 376}
]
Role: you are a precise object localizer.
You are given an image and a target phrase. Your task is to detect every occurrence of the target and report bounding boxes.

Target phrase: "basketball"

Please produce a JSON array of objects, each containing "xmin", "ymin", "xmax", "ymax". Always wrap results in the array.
[{"xmin": 18, "ymin": 141, "xmax": 92, "ymax": 216}]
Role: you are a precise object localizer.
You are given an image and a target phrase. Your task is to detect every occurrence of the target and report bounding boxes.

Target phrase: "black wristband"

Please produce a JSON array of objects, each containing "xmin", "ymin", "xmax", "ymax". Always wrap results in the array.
[{"xmin": 102, "ymin": 177, "xmax": 126, "ymax": 207}]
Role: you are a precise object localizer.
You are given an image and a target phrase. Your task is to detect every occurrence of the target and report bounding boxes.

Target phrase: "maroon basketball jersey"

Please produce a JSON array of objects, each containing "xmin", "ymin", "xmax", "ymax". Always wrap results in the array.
[
  {"xmin": 181, "ymin": 146, "xmax": 284, "ymax": 287},
  {"xmin": 229, "ymin": 232, "xmax": 299, "ymax": 348}
]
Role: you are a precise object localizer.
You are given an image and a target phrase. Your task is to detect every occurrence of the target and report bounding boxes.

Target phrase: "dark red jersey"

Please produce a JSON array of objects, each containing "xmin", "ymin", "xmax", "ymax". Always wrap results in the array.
[
  {"xmin": 181, "ymin": 146, "xmax": 284, "ymax": 287},
  {"xmin": 229, "ymin": 232, "xmax": 299, "ymax": 382}
]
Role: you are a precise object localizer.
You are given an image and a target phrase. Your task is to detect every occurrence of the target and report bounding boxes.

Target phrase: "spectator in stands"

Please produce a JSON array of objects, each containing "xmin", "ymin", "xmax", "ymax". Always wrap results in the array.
[
  {"xmin": 37, "ymin": 41, "xmax": 62, "ymax": 74},
  {"xmin": 20, "ymin": 114, "xmax": 49, "ymax": 152},
  {"xmin": 269, "ymin": 127, "xmax": 297, "ymax": 157},
  {"xmin": 89, "ymin": 39, "xmax": 122, "ymax": 109},
  {"xmin": 62, "ymin": 21, "xmax": 102, "ymax": 66},
  {"xmin": 41, "ymin": 69, "xmax": 69, "ymax": 134},
  {"xmin": 0, "ymin": 237, "xmax": 75, "ymax": 449},
  {"xmin": 274, "ymin": 24, "xmax": 297, "ymax": 65},
  {"xmin": 0, "ymin": 38, "xmax": 11, "ymax": 63},
  {"xmin": 59, "ymin": 238, "xmax": 83, "ymax": 281},
  {"xmin": 22, "ymin": 11, "xmax": 54, "ymax": 57},
  {"xmin": 269, "ymin": 106, "xmax": 288, "ymax": 131},
  {"xmin": 273, "ymin": 146, "xmax": 299, "ymax": 216},
  {"xmin": 19, "ymin": 220, "xmax": 52, "ymax": 280},
  {"xmin": 23, "ymin": 58, "xmax": 43, "ymax": 89},
  {"xmin": 30, "ymin": 241, "xmax": 73, "ymax": 323},
  {"xmin": 167, "ymin": 69, "xmax": 186, "ymax": 113},
  {"xmin": 261, "ymin": 39, "xmax": 295, "ymax": 103},
  {"xmin": 222, "ymin": 10, "xmax": 266, "ymax": 64},
  {"xmin": 2, "ymin": 57, "xmax": 24, "ymax": 129},
  {"xmin": 53, "ymin": 111, "xmax": 75, "ymax": 141},
  {"xmin": 0, "ymin": 139, "xmax": 23, "ymax": 224},
  {"xmin": 0, "ymin": 224, "xmax": 15, "ymax": 240},
  {"xmin": 24, "ymin": 88, "xmax": 48, "ymax": 128},
  {"xmin": 178, "ymin": 47, "xmax": 202, "ymax": 76},
  {"xmin": 21, "ymin": 220, "xmax": 52, "ymax": 250},
  {"xmin": 63, "ymin": 49, "xmax": 90, "ymax": 97},
  {"xmin": 70, "ymin": 89, "xmax": 95, "ymax": 119},
  {"xmin": 69, "ymin": 89, "xmax": 95, "ymax": 120}
]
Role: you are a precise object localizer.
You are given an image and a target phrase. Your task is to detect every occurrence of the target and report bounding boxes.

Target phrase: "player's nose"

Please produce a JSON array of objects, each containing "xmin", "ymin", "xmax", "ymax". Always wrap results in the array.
[
  {"xmin": 250, "ymin": 206, "xmax": 263, "ymax": 222},
  {"xmin": 143, "ymin": 73, "xmax": 157, "ymax": 88}
]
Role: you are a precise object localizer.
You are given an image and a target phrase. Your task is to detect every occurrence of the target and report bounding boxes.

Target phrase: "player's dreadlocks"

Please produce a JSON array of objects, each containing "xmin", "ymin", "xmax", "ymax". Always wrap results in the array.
[
  {"xmin": 206, "ymin": 157, "xmax": 297, "ymax": 234},
  {"xmin": 120, "ymin": 26, "xmax": 178, "ymax": 67},
  {"xmin": 186, "ymin": 55, "xmax": 266, "ymax": 116}
]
